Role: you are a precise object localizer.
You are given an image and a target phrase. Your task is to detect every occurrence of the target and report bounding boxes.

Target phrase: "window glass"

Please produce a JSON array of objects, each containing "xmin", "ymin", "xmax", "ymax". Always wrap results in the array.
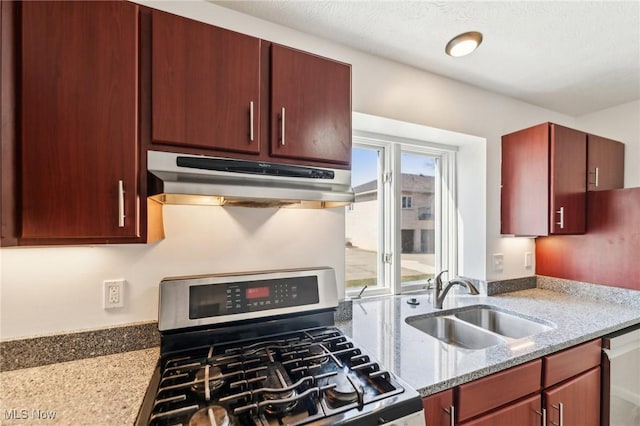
[
  {"xmin": 346, "ymin": 140, "xmax": 450, "ymax": 297},
  {"xmin": 345, "ymin": 147, "xmax": 383, "ymax": 293},
  {"xmin": 400, "ymin": 152, "xmax": 437, "ymax": 287}
]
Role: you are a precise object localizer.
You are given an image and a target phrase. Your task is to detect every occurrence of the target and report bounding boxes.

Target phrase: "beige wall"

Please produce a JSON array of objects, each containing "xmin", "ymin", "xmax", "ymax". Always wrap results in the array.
[
  {"xmin": 1, "ymin": 0, "xmax": 638, "ymax": 339},
  {"xmin": 575, "ymin": 100, "xmax": 640, "ymax": 188}
]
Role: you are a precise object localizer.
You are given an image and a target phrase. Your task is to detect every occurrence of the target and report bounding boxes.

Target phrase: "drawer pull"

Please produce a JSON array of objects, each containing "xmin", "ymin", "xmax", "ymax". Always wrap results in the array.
[
  {"xmin": 443, "ymin": 405, "xmax": 455, "ymax": 426},
  {"xmin": 551, "ymin": 402, "xmax": 564, "ymax": 426},
  {"xmin": 536, "ymin": 408, "xmax": 547, "ymax": 426}
]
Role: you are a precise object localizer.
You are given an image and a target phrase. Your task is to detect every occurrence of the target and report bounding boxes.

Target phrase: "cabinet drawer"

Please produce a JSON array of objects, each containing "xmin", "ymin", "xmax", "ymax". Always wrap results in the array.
[
  {"xmin": 458, "ymin": 359, "xmax": 542, "ymax": 422},
  {"xmin": 459, "ymin": 394, "xmax": 542, "ymax": 426},
  {"xmin": 543, "ymin": 339, "xmax": 601, "ymax": 387}
]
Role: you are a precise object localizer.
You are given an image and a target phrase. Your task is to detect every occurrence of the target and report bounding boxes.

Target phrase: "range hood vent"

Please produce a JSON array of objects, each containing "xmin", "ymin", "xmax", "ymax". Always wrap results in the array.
[{"xmin": 147, "ymin": 151, "xmax": 354, "ymax": 209}]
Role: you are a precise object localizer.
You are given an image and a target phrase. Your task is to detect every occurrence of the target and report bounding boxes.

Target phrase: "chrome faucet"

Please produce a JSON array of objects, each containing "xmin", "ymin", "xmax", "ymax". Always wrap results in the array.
[{"xmin": 433, "ymin": 270, "xmax": 480, "ymax": 309}]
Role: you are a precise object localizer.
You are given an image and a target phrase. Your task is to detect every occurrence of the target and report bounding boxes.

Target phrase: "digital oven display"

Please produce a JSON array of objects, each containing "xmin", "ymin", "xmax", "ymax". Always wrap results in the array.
[
  {"xmin": 189, "ymin": 276, "xmax": 319, "ymax": 320},
  {"xmin": 246, "ymin": 286, "xmax": 269, "ymax": 299}
]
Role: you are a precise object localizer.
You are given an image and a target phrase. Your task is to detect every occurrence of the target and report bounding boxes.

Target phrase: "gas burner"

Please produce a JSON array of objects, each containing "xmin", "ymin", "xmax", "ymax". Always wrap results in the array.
[
  {"xmin": 191, "ymin": 365, "xmax": 225, "ymax": 398},
  {"xmin": 306, "ymin": 344, "xmax": 329, "ymax": 364},
  {"xmin": 262, "ymin": 390, "xmax": 298, "ymax": 415},
  {"xmin": 325, "ymin": 373, "xmax": 360, "ymax": 408},
  {"xmin": 188, "ymin": 405, "xmax": 231, "ymax": 426}
]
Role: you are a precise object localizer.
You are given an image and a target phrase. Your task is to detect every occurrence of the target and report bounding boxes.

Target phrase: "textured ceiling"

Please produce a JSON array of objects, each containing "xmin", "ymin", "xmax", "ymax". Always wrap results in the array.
[{"xmin": 212, "ymin": 1, "xmax": 640, "ymax": 116}]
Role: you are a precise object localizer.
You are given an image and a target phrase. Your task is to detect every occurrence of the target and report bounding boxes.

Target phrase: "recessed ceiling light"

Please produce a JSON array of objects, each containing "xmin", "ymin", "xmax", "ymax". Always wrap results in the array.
[{"xmin": 445, "ymin": 31, "xmax": 483, "ymax": 57}]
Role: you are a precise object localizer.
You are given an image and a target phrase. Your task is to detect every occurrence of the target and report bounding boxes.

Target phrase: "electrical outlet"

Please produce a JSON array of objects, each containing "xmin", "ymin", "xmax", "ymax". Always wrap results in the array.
[
  {"xmin": 524, "ymin": 252, "xmax": 533, "ymax": 269},
  {"xmin": 103, "ymin": 279, "xmax": 125, "ymax": 309},
  {"xmin": 493, "ymin": 253, "xmax": 504, "ymax": 272}
]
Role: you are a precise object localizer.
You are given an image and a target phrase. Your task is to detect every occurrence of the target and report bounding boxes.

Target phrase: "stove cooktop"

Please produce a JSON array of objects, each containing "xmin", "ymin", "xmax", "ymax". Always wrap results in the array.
[{"xmin": 140, "ymin": 326, "xmax": 421, "ymax": 426}]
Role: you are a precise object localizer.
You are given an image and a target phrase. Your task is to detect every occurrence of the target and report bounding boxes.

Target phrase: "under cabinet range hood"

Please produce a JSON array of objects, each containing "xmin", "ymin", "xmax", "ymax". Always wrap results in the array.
[{"xmin": 147, "ymin": 151, "xmax": 354, "ymax": 208}]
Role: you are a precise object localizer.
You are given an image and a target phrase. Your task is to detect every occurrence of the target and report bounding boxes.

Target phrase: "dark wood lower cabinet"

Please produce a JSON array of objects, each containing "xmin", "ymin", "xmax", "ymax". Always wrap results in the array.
[
  {"xmin": 422, "ymin": 389, "xmax": 454, "ymax": 426},
  {"xmin": 457, "ymin": 360, "xmax": 541, "ymax": 422},
  {"xmin": 459, "ymin": 394, "xmax": 542, "ymax": 426},
  {"xmin": 426, "ymin": 340, "xmax": 602, "ymax": 426},
  {"xmin": 543, "ymin": 367, "xmax": 601, "ymax": 426}
]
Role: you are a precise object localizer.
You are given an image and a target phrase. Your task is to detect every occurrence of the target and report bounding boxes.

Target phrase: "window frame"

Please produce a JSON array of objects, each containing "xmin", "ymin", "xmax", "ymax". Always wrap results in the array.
[{"xmin": 347, "ymin": 131, "xmax": 458, "ymax": 297}]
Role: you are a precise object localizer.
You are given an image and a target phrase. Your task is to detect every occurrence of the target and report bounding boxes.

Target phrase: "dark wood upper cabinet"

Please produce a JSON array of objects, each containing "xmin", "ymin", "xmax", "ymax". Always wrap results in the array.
[
  {"xmin": 270, "ymin": 44, "xmax": 351, "ymax": 166},
  {"xmin": 1, "ymin": 1, "xmax": 19, "ymax": 246},
  {"xmin": 150, "ymin": 10, "xmax": 261, "ymax": 155},
  {"xmin": 587, "ymin": 134, "xmax": 624, "ymax": 191},
  {"xmin": 4, "ymin": 2, "xmax": 351, "ymax": 246},
  {"xmin": 501, "ymin": 122, "xmax": 586, "ymax": 236},
  {"xmin": 147, "ymin": 13, "xmax": 351, "ymax": 168},
  {"xmin": 19, "ymin": 1, "xmax": 148, "ymax": 242}
]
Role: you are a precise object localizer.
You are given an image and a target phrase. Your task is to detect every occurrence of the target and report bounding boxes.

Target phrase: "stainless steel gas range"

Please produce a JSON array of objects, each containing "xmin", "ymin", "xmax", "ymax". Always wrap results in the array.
[{"xmin": 136, "ymin": 267, "xmax": 425, "ymax": 426}]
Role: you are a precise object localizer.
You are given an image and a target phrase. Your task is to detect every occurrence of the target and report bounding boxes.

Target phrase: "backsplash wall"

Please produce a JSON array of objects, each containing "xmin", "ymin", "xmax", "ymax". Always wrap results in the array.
[
  {"xmin": 0, "ymin": 205, "xmax": 345, "ymax": 340},
  {"xmin": 536, "ymin": 187, "xmax": 640, "ymax": 290}
]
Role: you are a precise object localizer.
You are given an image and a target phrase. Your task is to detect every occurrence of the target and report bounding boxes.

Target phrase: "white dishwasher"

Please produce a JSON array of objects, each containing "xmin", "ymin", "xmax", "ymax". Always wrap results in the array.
[{"xmin": 602, "ymin": 323, "xmax": 640, "ymax": 426}]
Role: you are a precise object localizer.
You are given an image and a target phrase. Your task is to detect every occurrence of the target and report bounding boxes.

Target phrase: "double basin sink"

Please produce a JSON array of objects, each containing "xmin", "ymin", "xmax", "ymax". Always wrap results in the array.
[{"xmin": 406, "ymin": 305, "xmax": 555, "ymax": 350}]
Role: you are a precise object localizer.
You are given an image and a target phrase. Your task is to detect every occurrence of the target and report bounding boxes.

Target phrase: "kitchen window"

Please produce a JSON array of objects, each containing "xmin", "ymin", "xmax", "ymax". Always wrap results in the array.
[{"xmin": 345, "ymin": 134, "xmax": 457, "ymax": 296}]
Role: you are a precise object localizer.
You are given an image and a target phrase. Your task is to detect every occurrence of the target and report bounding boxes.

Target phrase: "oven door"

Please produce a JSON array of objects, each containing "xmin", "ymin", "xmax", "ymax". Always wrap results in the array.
[{"xmin": 378, "ymin": 410, "xmax": 425, "ymax": 426}]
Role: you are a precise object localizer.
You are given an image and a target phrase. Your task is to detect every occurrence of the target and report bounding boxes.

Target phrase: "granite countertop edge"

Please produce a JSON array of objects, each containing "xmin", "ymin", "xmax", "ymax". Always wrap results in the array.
[
  {"xmin": 417, "ymin": 320, "xmax": 640, "ymax": 396},
  {"xmin": 336, "ymin": 287, "xmax": 640, "ymax": 398}
]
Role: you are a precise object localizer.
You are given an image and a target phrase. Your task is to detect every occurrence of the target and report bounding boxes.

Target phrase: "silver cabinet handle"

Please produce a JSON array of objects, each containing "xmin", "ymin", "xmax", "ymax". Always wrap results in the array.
[
  {"xmin": 555, "ymin": 207, "xmax": 564, "ymax": 229},
  {"xmin": 443, "ymin": 405, "xmax": 455, "ymax": 426},
  {"xmin": 588, "ymin": 167, "xmax": 600, "ymax": 187},
  {"xmin": 249, "ymin": 101, "xmax": 254, "ymax": 142},
  {"xmin": 536, "ymin": 408, "xmax": 547, "ymax": 426},
  {"xmin": 118, "ymin": 180, "xmax": 125, "ymax": 228},
  {"xmin": 280, "ymin": 107, "xmax": 286, "ymax": 146},
  {"xmin": 551, "ymin": 403, "xmax": 563, "ymax": 426}
]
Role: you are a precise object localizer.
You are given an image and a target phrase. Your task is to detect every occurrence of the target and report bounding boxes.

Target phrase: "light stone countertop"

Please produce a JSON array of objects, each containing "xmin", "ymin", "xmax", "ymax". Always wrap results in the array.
[
  {"xmin": 0, "ymin": 347, "xmax": 159, "ymax": 425},
  {"xmin": 336, "ymin": 288, "xmax": 640, "ymax": 397},
  {"xmin": 2, "ymin": 287, "xmax": 640, "ymax": 425}
]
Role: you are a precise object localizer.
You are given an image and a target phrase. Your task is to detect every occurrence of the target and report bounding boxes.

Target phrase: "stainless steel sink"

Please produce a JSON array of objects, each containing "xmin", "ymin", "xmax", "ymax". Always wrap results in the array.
[
  {"xmin": 454, "ymin": 307, "xmax": 553, "ymax": 339},
  {"xmin": 405, "ymin": 305, "xmax": 555, "ymax": 350},
  {"xmin": 406, "ymin": 315, "xmax": 506, "ymax": 350}
]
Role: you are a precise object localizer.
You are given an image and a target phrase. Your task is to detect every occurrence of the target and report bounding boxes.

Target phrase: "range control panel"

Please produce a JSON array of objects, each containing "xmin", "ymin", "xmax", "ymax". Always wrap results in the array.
[{"xmin": 189, "ymin": 276, "xmax": 319, "ymax": 320}]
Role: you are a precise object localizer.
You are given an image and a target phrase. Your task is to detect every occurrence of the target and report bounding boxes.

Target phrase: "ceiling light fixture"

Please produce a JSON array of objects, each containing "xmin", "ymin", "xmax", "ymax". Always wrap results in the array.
[{"xmin": 445, "ymin": 31, "xmax": 483, "ymax": 57}]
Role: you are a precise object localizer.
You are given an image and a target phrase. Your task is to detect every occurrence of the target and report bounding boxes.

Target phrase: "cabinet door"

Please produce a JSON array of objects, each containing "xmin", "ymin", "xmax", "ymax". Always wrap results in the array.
[
  {"xmin": 270, "ymin": 44, "xmax": 351, "ymax": 166},
  {"xmin": 21, "ymin": 1, "xmax": 139, "ymax": 239},
  {"xmin": 423, "ymin": 389, "xmax": 454, "ymax": 426},
  {"xmin": 460, "ymin": 394, "xmax": 542, "ymax": 426},
  {"xmin": 587, "ymin": 134, "xmax": 624, "ymax": 191},
  {"xmin": 501, "ymin": 123, "xmax": 550, "ymax": 235},
  {"xmin": 544, "ymin": 367, "xmax": 600, "ymax": 426},
  {"xmin": 151, "ymin": 10, "xmax": 261, "ymax": 154},
  {"xmin": 549, "ymin": 124, "xmax": 587, "ymax": 234}
]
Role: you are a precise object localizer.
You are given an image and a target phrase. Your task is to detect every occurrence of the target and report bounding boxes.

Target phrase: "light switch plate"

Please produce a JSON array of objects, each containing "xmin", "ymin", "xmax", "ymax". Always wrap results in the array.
[
  {"xmin": 493, "ymin": 253, "xmax": 504, "ymax": 272},
  {"xmin": 525, "ymin": 252, "xmax": 533, "ymax": 269}
]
